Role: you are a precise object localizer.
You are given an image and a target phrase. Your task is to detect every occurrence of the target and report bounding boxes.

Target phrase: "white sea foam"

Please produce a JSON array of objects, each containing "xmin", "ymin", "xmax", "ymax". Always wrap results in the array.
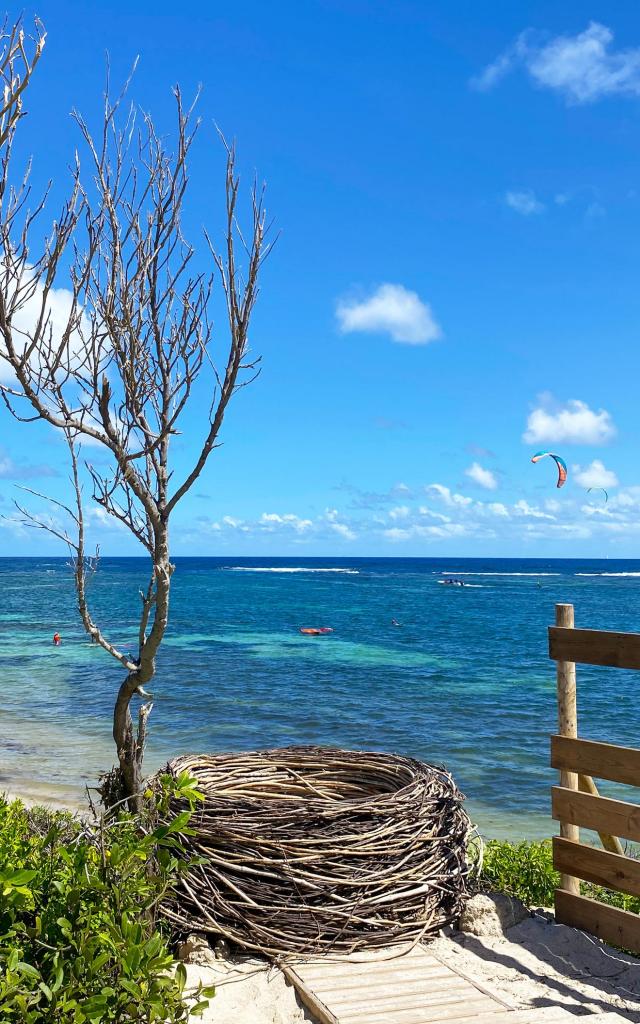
[
  {"xmin": 576, "ymin": 572, "xmax": 640, "ymax": 577},
  {"xmin": 438, "ymin": 581, "xmax": 483, "ymax": 588},
  {"xmin": 223, "ymin": 567, "xmax": 359, "ymax": 574},
  {"xmin": 439, "ymin": 572, "xmax": 561, "ymax": 577}
]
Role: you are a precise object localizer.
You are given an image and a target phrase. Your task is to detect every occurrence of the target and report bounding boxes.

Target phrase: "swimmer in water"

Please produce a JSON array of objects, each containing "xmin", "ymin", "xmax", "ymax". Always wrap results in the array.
[
  {"xmin": 53, "ymin": 632, "xmax": 61, "ymax": 646},
  {"xmin": 391, "ymin": 618, "xmax": 401, "ymax": 627}
]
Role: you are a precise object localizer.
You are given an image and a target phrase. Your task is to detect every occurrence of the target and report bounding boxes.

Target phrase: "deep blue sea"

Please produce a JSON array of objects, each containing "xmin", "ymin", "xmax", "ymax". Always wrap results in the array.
[{"xmin": 1, "ymin": 555, "xmax": 639, "ymax": 837}]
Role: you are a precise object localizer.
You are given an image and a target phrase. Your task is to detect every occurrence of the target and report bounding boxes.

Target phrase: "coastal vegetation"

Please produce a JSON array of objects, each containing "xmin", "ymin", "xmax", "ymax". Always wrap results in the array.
[
  {"xmin": 482, "ymin": 838, "xmax": 640, "ymax": 915},
  {"xmin": 0, "ymin": 775, "xmax": 214, "ymax": 1022},
  {"xmin": 0, "ymin": 16, "xmax": 272, "ymax": 809}
]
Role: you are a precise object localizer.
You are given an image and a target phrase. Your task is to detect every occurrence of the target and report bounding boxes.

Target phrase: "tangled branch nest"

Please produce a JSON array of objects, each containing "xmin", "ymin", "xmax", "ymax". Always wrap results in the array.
[{"xmin": 161, "ymin": 746, "xmax": 472, "ymax": 957}]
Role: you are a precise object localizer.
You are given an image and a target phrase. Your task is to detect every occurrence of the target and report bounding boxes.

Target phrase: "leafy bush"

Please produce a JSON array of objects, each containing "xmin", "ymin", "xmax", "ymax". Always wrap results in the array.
[
  {"xmin": 0, "ymin": 773, "xmax": 214, "ymax": 1022},
  {"xmin": 481, "ymin": 837, "xmax": 640, "ymax": 915},
  {"xmin": 481, "ymin": 838, "xmax": 558, "ymax": 906}
]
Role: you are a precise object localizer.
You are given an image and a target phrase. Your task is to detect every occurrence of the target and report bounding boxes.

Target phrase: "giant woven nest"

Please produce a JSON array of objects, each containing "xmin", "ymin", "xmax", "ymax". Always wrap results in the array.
[{"xmin": 161, "ymin": 746, "xmax": 472, "ymax": 957}]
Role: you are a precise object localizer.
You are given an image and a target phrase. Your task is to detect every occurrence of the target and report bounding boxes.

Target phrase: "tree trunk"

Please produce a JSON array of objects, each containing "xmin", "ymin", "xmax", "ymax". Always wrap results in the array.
[{"xmin": 113, "ymin": 673, "xmax": 153, "ymax": 813}]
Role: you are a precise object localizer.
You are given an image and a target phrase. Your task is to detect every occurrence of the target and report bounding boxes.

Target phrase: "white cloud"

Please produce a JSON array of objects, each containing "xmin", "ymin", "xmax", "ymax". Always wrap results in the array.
[
  {"xmin": 208, "ymin": 508, "xmax": 356, "ymax": 542},
  {"xmin": 259, "ymin": 512, "xmax": 313, "ymax": 533},
  {"xmin": 514, "ymin": 499, "xmax": 556, "ymax": 520},
  {"xmin": 389, "ymin": 505, "xmax": 411, "ymax": 520},
  {"xmin": 426, "ymin": 484, "xmax": 473, "ymax": 507},
  {"xmin": 465, "ymin": 462, "xmax": 498, "ymax": 490},
  {"xmin": 0, "ymin": 269, "xmax": 91, "ymax": 385},
  {"xmin": 417, "ymin": 506, "xmax": 451, "ymax": 523},
  {"xmin": 336, "ymin": 284, "xmax": 442, "ymax": 345},
  {"xmin": 473, "ymin": 23, "xmax": 640, "ymax": 104},
  {"xmin": 523, "ymin": 398, "xmax": 616, "ymax": 445},
  {"xmin": 505, "ymin": 190, "xmax": 545, "ymax": 215},
  {"xmin": 573, "ymin": 459, "xmax": 618, "ymax": 489},
  {"xmin": 487, "ymin": 502, "xmax": 509, "ymax": 518}
]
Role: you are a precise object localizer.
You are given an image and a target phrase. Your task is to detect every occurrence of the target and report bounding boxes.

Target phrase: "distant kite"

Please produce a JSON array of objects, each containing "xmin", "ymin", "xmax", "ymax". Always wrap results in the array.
[
  {"xmin": 531, "ymin": 451, "xmax": 567, "ymax": 489},
  {"xmin": 587, "ymin": 487, "xmax": 609, "ymax": 504}
]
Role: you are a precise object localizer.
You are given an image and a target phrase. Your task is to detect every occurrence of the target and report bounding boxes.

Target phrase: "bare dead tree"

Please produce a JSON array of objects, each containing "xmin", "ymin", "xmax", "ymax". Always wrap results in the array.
[
  {"xmin": 0, "ymin": 49, "xmax": 273, "ymax": 808},
  {"xmin": 0, "ymin": 17, "xmax": 46, "ymax": 147}
]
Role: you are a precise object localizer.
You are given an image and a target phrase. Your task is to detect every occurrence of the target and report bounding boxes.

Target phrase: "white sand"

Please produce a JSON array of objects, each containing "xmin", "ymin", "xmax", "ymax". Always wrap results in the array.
[
  {"xmin": 185, "ymin": 957, "xmax": 317, "ymax": 1024},
  {"xmin": 433, "ymin": 911, "xmax": 640, "ymax": 1021},
  {"xmin": 185, "ymin": 913, "xmax": 640, "ymax": 1023}
]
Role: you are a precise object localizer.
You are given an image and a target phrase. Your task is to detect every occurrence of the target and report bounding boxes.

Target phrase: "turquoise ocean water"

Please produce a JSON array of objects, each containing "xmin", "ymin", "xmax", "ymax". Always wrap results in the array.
[{"xmin": 1, "ymin": 556, "xmax": 639, "ymax": 838}]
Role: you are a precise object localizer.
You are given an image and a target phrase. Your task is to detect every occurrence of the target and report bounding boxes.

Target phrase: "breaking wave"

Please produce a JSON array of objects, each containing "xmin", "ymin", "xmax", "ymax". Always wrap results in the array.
[
  {"xmin": 576, "ymin": 572, "xmax": 640, "ymax": 577},
  {"xmin": 439, "ymin": 572, "xmax": 561, "ymax": 577},
  {"xmin": 223, "ymin": 567, "xmax": 360, "ymax": 574}
]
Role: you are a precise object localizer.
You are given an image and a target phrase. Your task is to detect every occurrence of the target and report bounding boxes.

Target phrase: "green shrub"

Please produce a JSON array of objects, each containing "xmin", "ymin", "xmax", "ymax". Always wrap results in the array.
[
  {"xmin": 0, "ymin": 774, "xmax": 214, "ymax": 1022},
  {"xmin": 481, "ymin": 837, "xmax": 640, "ymax": 915},
  {"xmin": 481, "ymin": 838, "xmax": 558, "ymax": 906}
]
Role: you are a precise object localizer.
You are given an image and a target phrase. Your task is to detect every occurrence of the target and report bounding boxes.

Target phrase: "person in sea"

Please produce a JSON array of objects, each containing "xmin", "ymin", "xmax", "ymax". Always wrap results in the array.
[{"xmin": 52, "ymin": 632, "xmax": 61, "ymax": 646}]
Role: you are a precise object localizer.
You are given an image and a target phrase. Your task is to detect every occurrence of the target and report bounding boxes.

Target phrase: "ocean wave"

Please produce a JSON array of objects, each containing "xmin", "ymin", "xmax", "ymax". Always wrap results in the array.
[
  {"xmin": 438, "ymin": 581, "xmax": 483, "ymax": 588},
  {"xmin": 439, "ymin": 572, "xmax": 561, "ymax": 577},
  {"xmin": 575, "ymin": 572, "xmax": 640, "ymax": 577},
  {"xmin": 222, "ymin": 567, "xmax": 360, "ymax": 574}
]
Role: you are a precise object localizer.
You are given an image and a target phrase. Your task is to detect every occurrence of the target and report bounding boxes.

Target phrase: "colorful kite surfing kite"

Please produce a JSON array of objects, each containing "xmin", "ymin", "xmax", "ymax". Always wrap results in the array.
[{"xmin": 531, "ymin": 451, "xmax": 567, "ymax": 488}]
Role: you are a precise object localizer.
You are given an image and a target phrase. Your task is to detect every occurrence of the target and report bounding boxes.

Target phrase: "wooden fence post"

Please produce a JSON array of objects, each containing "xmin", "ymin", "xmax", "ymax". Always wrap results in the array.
[{"xmin": 555, "ymin": 603, "xmax": 580, "ymax": 895}]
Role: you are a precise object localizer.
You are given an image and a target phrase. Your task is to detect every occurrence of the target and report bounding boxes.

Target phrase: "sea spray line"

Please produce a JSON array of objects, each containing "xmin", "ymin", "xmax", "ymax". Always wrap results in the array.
[
  {"xmin": 222, "ymin": 566, "xmax": 360, "ymax": 574},
  {"xmin": 439, "ymin": 571, "xmax": 561, "ymax": 577}
]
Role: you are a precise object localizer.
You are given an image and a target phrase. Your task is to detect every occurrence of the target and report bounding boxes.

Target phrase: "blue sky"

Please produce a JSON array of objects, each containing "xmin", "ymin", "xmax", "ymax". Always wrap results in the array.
[{"xmin": 1, "ymin": 0, "xmax": 640, "ymax": 557}]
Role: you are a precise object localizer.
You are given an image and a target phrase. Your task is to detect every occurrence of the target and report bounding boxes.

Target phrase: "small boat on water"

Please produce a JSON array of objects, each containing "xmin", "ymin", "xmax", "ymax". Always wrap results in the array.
[
  {"xmin": 438, "ymin": 578, "xmax": 465, "ymax": 587},
  {"xmin": 299, "ymin": 627, "xmax": 334, "ymax": 635}
]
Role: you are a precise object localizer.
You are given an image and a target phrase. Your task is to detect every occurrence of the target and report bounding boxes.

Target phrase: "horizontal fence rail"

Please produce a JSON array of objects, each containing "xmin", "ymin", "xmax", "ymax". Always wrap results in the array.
[
  {"xmin": 549, "ymin": 604, "xmax": 640, "ymax": 954},
  {"xmin": 552, "ymin": 786, "xmax": 640, "ymax": 845},
  {"xmin": 549, "ymin": 626, "xmax": 640, "ymax": 670},
  {"xmin": 551, "ymin": 734, "xmax": 640, "ymax": 788},
  {"xmin": 555, "ymin": 890, "xmax": 640, "ymax": 952},
  {"xmin": 553, "ymin": 837, "xmax": 640, "ymax": 897}
]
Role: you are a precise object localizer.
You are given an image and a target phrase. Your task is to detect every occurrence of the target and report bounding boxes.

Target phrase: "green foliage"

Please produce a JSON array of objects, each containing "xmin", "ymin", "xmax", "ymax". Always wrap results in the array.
[
  {"xmin": 481, "ymin": 837, "xmax": 640, "ymax": 914},
  {"xmin": 0, "ymin": 773, "xmax": 215, "ymax": 1023},
  {"xmin": 481, "ymin": 838, "xmax": 559, "ymax": 907}
]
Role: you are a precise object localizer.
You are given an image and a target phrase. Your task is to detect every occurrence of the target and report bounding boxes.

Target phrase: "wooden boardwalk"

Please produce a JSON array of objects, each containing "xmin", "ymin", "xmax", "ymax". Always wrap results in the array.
[{"xmin": 285, "ymin": 944, "xmax": 628, "ymax": 1024}]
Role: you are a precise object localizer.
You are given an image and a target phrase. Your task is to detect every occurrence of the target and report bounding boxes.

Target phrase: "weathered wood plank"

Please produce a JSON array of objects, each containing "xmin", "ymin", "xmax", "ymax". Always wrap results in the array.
[
  {"xmin": 288, "ymin": 943, "xmax": 509, "ymax": 1024},
  {"xmin": 339, "ymin": 999, "xmax": 499, "ymax": 1024},
  {"xmin": 302, "ymin": 967, "xmax": 453, "ymax": 995},
  {"xmin": 551, "ymin": 734, "xmax": 640, "ymax": 788},
  {"xmin": 331, "ymin": 985, "xmax": 483, "ymax": 1012},
  {"xmin": 576, "ymin": 774, "xmax": 625, "ymax": 856},
  {"xmin": 555, "ymin": 888, "xmax": 640, "ymax": 953},
  {"xmin": 553, "ymin": 605, "xmax": 580, "ymax": 895},
  {"xmin": 449, "ymin": 1013, "xmax": 625, "ymax": 1024},
  {"xmin": 282, "ymin": 965, "xmax": 340, "ymax": 1024},
  {"xmin": 553, "ymin": 837, "xmax": 640, "ymax": 897},
  {"xmin": 552, "ymin": 786, "xmax": 640, "ymax": 844},
  {"xmin": 549, "ymin": 626, "xmax": 640, "ymax": 670}
]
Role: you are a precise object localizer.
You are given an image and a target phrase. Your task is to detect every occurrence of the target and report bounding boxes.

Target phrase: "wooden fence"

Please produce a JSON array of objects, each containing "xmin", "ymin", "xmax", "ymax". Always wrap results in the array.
[{"xmin": 549, "ymin": 603, "xmax": 640, "ymax": 952}]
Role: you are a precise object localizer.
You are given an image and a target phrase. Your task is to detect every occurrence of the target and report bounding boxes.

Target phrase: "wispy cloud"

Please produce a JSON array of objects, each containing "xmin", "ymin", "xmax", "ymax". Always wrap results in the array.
[
  {"xmin": 505, "ymin": 190, "xmax": 545, "ymax": 215},
  {"xmin": 207, "ymin": 508, "xmax": 357, "ymax": 542},
  {"xmin": 0, "ymin": 449, "xmax": 59, "ymax": 480},
  {"xmin": 473, "ymin": 23, "xmax": 640, "ymax": 104},
  {"xmin": 336, "ymin": 284, "xmax": 441, "ymax": 345},
  {"xmin": 465, "ymin": 462, "xmax": 498, "ymax": 490},
  {"xmin": 184, "ymin": 480, "xmax": 640, "ymax": 551},
  {"xmin": 523, "ymin": 397, "xmax": 616, "ymax": 445}
]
